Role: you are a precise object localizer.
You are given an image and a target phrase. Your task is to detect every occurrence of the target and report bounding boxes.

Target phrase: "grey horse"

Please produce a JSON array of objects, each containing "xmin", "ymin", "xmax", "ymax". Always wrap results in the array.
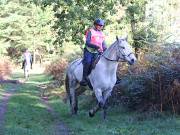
[{"xmin": 65, "ymin": 37, "xmax": 137, "ymax": 119}]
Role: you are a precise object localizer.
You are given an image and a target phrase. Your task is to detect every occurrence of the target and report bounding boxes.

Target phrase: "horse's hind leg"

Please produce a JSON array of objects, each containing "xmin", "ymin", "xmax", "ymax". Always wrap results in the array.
[{"xmin": 69, "ymin": 80, "xmax": 79, "ymax": 115}]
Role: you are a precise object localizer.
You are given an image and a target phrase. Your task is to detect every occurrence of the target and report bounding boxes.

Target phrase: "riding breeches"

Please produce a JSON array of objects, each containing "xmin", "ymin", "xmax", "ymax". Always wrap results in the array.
[{"xmin": 83, "ymin": 48, "xmax": 98, "ymax": 65}]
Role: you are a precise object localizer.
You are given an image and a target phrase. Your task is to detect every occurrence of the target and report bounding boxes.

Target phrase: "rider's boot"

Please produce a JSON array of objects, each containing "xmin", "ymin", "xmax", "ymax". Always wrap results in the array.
[{"xmin": 80, "ymin": 63, "xmax": 90, "ymax": 86}]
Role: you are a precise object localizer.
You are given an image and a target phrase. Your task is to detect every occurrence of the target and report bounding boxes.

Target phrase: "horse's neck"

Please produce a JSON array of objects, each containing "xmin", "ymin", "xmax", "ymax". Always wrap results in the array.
[
  {"xmin": 98, "ymin": 56, "xmax": 119, "ymax": 72},
  {"xmin": 95, "ymin": 42, "xmax": 119, "ymax": 76},
  {"xmin": 102, "ymin": 42, "xmax": 118, "ymax": 61}
]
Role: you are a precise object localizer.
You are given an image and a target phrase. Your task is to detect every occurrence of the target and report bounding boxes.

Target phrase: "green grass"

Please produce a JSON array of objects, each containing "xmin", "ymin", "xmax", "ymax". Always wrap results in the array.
[
  {"xmin": 0, "ymin": 71, "xmax": 180, "ymax": 135},
  {"xmin": 0, "ymin": 73, "xmax": 57, "ymax": 135},
  {"xmin": 49, "ymin": 96, "xmax": 180, "ymax": 135}
]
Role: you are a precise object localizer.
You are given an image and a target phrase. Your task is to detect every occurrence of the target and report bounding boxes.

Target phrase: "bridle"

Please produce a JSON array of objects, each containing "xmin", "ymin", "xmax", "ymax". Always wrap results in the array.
[
  {"xmin": 102, "ymin": 39, "xmax": 134, "ymax": 62},
  {"xmin": 116, "ymin": 43, "xmax": 134, "ymax": 62}
]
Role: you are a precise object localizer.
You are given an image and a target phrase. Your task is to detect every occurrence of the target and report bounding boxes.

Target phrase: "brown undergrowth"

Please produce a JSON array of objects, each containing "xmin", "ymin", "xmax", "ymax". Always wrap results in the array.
[
  {"xmin": 44, "ymin": 58, "xmax": 68, "ymax": 86},
  {"xmin": 111, "ymin": 45, "xmax": 180, "ymax": 114},
  {"xmin": 0, "ymin": 57, "xmax": 12, "ymax": 80}
]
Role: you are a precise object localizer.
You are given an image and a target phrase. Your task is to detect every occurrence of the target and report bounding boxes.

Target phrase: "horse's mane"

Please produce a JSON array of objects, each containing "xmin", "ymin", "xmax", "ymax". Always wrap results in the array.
[{"xmin": 102, "ymin": 40, "xmax": 118, "ymax": 61}]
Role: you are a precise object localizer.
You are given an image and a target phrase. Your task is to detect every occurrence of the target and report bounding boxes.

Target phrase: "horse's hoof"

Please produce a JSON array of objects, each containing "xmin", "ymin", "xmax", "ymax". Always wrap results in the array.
[{"xmin": 89, "ymin": 111, "xmax": 94, "ymax": 117}]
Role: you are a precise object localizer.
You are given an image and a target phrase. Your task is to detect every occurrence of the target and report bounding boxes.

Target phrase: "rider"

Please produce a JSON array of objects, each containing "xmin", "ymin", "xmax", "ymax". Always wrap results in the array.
[
  {"xmin": 21, "ymin": 49, "xmax": 32, "ymax": 69},
  {"xmin": 80, "ymin": 18, "xmax": 107, "ymax": 86}
]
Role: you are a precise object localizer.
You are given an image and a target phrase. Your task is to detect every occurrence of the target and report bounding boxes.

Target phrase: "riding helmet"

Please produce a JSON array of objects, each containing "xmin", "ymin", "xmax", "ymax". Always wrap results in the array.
[{"xmin": 94, "ymin": 18, "xmax": 105, "ymax": 26}]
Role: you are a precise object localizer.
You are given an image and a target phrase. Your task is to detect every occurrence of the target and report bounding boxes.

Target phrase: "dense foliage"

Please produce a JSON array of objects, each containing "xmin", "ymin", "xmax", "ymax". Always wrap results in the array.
[
  {"xmin": 111, "ymin": 44, "xmax": 180, "ymax": 114},
  {"xmin": 0, "ymin": 0, "xmax": 55, "ymax": 61}
]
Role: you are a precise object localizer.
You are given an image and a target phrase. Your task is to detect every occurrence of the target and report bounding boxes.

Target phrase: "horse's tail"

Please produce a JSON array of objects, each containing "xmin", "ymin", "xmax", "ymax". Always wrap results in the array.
[{"xmin": 64, "ymin": 73, "xmax": 70, "ymax": 103}]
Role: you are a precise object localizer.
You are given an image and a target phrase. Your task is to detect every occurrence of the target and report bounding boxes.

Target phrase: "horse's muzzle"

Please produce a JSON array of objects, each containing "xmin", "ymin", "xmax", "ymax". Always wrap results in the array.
[{"xmin": 129, "ymin": 58, "xmax": 136, "ymax": 65}]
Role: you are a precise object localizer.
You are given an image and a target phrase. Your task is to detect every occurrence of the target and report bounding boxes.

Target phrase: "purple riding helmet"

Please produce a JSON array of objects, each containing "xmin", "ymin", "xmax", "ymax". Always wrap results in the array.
[{"xmin": 94, "ymin": 18, "xmax": 105, "ymax": 26}]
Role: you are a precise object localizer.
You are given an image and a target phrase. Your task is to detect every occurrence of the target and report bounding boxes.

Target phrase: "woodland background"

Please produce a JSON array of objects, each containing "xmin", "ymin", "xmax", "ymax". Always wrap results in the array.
[{"xmin": 0, "ymin": 0, "xmax": 180, "ymax": 114}]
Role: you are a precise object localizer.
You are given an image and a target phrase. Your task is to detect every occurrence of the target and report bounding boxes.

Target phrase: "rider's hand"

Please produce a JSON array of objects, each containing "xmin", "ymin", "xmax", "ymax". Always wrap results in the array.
[
  {"xmin": 98, "ymin": 51, "xmax": 103, "ymax": 55},
  {"xmin": 98, "ymin": 47, "xmax": 103, "ymax": 53},
  {"xmin": 103, "ymin": 48, "xmax": 107, "ymax": 51}
]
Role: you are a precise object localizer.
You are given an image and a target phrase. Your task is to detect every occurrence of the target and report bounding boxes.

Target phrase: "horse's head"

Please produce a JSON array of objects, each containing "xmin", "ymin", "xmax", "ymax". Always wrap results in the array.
[{"xmin": 116, "ymin": 36, "xmax": 137, "ymax": 65}]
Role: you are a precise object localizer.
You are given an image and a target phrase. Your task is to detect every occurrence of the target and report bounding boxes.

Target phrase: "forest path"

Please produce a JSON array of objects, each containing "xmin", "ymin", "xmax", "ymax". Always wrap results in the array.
[
  {"xmin": 0, "ymin": 84, "xmax": 18, "ymax": 133},
  {"xmin": 0, "ymin": 67, "xmax": 70, "ymax": 135}
]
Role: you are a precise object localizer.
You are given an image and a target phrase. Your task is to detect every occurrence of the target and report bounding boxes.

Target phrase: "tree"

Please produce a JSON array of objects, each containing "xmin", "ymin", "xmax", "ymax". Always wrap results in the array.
[
  {"xmin": 41, "ymin": 0, "xmax": 116, "ymax": 46},
  {"xmin": 124, "ymin": 0, "xmax": 148, "ymax": 59},
  {"xmin": 0, "ymin": 0, "xmax": 55, "ymax": 62}
]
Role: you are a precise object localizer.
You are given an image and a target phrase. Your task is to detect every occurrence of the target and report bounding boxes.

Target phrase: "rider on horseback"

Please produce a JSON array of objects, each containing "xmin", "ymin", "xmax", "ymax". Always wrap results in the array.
[
  {"xmin": 80, "ymin": 18, "xmax": 107, "ymax": 86},
  {"xmin": 21, "ymin": 49, "xmax": 33, "ymax": 69}
]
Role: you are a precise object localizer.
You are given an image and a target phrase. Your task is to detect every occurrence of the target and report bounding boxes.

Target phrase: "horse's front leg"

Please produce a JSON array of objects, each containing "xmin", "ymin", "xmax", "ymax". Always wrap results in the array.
[
  {"xmin": 23, "ymin": 66, "xmax": 25, "ymax": 76},
  {"xmin": 102, "ymin": 88, "xmax": 113, "ymax": 119},
  {"xmin": 24, "ymin": 69, "xmax": 28, "ymax": 79},
  {"xmin": 89, "ymin": 102, "xmax": 100, "ymax": 117},
  {"xmin": 89, "ymin": 88, "xmax": 104, "ymax": 117},
  {"xmin": 89, "ymin": 100, "xmax": 107, "ymax": 118}
]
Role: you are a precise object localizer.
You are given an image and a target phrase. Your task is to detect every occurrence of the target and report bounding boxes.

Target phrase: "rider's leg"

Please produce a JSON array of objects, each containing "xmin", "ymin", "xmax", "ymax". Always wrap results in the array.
[
  {"xmin": 80, "ymin": 62, "xmax": 91, "ymax": 86},
  {"xmin": 22, "ymin": 60, "xmax": 25, "ymax": 69},
  {"xmin": 90, "ymin": 53, "xmax": 99, "ymax": 70},
  {"xmin": 80, "ymin": 49, "xmax": 91, "ymax": 86}
]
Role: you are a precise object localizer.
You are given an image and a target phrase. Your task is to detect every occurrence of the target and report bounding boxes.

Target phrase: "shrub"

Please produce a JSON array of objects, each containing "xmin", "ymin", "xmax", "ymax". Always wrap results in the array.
[
  {"xmin": 44, "ymin": 58, "xmax": 68, "ymax": 86},
  {"xmin": 111, "ymin": 44, "xmax": 180, "ymax": 114},
  {"xmin": 0, "ymin": 57, "xmax": 12, "ymax": 80}
]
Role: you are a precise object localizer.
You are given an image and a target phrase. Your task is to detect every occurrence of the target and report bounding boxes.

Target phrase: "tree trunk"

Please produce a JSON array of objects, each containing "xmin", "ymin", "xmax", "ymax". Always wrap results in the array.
[
  {"xmin": 130, "ymin": 14, "xmax": 139, "ymax": 59},
  {"xmin": 33, "ymin": 51, "xmax": 36, "ymax": 64}
]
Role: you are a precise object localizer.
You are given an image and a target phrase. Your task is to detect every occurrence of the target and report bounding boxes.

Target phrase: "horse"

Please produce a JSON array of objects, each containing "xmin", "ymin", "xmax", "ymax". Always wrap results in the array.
[
  {"xmin": 23, "ymin": 55, "xmax": 33, "ymax": 80},
  {"xmin": 65, "ymin": 37, "xmax": 137, "ymax": 119}
]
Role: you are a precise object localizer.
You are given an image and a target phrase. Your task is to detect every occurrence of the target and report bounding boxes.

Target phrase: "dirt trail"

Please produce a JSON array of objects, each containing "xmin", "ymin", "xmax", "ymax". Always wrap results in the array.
[
  {"xmin": 0, "ymin": 81, "xmax": 70, "ymax": 135},
  {"xmin": 40, "ymin": 96, "xmax": 70, "ymax": 135},
  {"xmin": 0, "ymin": 87, "xmax": 16, "ymax": 133},
  {"xmin": 37, "ymin": 78, "xmax": 70, "ymax": 135},
  {"xmin": 30, "ymin": 66, "xmax": 70, "ymax": 135},
  {"xmin": 0, "ymin": 65, "xmax": 70, "ymax": 135}
]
